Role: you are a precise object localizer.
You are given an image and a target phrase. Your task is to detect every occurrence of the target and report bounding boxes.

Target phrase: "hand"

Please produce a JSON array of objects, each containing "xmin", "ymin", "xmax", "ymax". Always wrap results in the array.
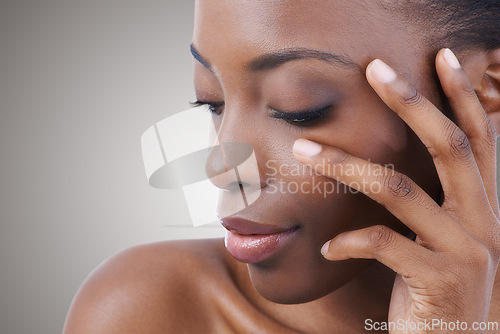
[{"xmin": 293, "ymin": 48, "xmax": 500, "ymax": 333}]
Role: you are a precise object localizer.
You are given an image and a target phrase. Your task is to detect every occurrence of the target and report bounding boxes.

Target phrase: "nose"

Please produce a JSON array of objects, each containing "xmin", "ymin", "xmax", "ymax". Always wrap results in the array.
[
  {"xmin": 205, "ymin": 142, "xmax": 261, "ymax": 191},
  {"xmin": 205, "ymin": 139, "xmax": 263, "ymax": 218},
  {"xmin": 205, "ymin": 111, "xmax": 264, "ymax": 193}
]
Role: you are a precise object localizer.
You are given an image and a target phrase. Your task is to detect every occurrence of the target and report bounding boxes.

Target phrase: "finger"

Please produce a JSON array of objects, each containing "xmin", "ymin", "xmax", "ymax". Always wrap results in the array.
[
  {"xmin": 321, "ymin": 224, "xmax": 437, "ymax": 279},
  {"xmin": 435, "ymin": 48, "xmax": 499, "ymax": 218},
  {"xmin": 293, "ymin": 139, "xmax": 463, "ymax": 249},
  {"xmin": 365, "ymin": 59, "xmax": 492, "ymax": 225}
]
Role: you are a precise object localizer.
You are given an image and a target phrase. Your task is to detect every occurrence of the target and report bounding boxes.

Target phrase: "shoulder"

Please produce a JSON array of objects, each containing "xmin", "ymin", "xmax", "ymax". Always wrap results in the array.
[{"xmin": 63, "ymin": 238, "xmax": 234, "ymax": 334}]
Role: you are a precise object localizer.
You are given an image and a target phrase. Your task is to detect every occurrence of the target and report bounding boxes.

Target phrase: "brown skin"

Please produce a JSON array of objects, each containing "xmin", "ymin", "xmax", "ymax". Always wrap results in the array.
[
  {"xmin": 64, "ymin": 1, "xmax": 500, "ymax": 333},
  {"xmin": 196, "ymin": 0, "xmax": 442, "ymax": 306}
]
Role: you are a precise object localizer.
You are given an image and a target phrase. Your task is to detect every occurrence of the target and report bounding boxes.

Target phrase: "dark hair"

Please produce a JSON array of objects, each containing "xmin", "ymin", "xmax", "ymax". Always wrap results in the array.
[{"xmin": 396, "ymin": 0, "xmax": 500, "ymax": 52}]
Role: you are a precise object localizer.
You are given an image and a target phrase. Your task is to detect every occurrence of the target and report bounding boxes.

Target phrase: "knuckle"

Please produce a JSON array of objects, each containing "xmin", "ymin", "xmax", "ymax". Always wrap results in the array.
[
  {"xmin": 367, "ymin": 225, "xmax": 394, "ymax": 252},
  {"xmin": 487, "ymin": 224, "xmax": 500, "ymax": 259},
  {"xmin": 467, "ymin": 244, "xmax": 492, "ymax": 269},
  {"xmin": 446, "ymin": 126, "xmax": 473, "ymax": 161},
  {"xmin": 326, "ymin": 149, "xmax": 350, "ymax": 167},
  {"xmin": 398, "ymin": 85, "xmax": 425, "ymax": 108},
  {"xmin": 382, "ymin": 172, "xmax": 418, "ymax": 200},
  {"xmin": 437, "ymin": 260, "xmax": 468, "ymax": 292},
  {"xmin": 458, "ymin": 81, "xmax": 478, "ymax": 99},
  {"xmin": 440, "ymin": 267, "xmax": 466, "ymax": 292},
  {"xmin": 483, "ymin": 118, "xmax": 498, "ymax": 149},
  {"xmin": 456, "ymin": 233, "xmax": 494, "ymax": 269},
  {"xmin": 492, "ymin": 243, "xmax": 500, "ymax": 261}
]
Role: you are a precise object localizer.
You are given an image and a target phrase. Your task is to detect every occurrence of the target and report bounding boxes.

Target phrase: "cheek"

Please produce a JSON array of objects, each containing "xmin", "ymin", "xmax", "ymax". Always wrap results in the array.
[
  {"xmin": 259, "ymin": 130, "xmax": 383, "ymax": 234},
  {"xmin": 253, "ymin": 97, "xmax": 419, "ymax": 234},
  {"xmin": 310, "ymin": 94, "xmax": 409, "ymax": 164}
]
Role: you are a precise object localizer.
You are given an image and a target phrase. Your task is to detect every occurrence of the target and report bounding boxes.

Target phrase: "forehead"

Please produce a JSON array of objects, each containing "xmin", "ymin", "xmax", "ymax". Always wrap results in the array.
[{"xmin": 193, "ymin": 0, "xmax": 414, "ymax": 68}]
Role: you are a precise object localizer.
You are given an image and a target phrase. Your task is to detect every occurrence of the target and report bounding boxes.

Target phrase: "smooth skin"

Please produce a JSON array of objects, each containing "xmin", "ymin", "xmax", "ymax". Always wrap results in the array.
[
  {"xmin": 294, "ymin": 50, "xmax": 500, "ymax": 332},
  {"xmin": 64, "ymin": 1, "xmax": 500, "ymax": 333}
]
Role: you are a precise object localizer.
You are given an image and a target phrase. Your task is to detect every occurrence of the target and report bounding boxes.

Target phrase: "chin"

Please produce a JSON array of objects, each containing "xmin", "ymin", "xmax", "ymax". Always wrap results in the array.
[{"xmin": 246, "ymin": 257, "xmax": 372, "ymax": 304}]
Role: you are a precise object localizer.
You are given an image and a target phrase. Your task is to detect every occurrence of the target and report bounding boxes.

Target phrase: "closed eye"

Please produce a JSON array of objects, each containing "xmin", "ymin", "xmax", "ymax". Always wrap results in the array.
[
  {"xmin": 271, "ymin": 106, "xmax": 332, "ymax": 126},
  {"xmin": 190, "ymin": 100, "xmax": 225, "ymax": 115},
  {"xmin": 190, "ymin": 101, "xmax": 332, "ymax": 126}
]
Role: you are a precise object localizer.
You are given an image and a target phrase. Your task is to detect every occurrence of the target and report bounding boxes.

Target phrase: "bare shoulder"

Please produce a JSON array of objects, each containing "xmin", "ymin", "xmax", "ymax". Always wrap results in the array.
[{"xmin": 63, "ymin": 238, "xmax": 234, "ymax": 334}]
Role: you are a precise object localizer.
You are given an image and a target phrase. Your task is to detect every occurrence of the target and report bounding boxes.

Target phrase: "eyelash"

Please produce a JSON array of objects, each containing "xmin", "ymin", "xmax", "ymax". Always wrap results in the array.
[
  {"xmin": 190, "ymin": 100, "xmax": 225, "ymax": 115},
  {"xmin": 270, "ymin": 106, "xmax": 331, "ymax": 126},
  {"xmin": 190, "ymin": 100, "xmax": 331, "ymax": 126}
]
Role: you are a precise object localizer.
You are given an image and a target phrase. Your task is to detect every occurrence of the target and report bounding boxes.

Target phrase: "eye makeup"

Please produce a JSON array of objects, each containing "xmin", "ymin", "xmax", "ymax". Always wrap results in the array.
[
  {"xmin": 270, "ymin": 105, "xmax": 332, "ymax": 126},
  {"xmin": 190, "ymin": 100, "xmax": 225, "ymax": 115},
  {"xmin": 191, "ymin": 99, "xmax": 333, "ymax": 127}
]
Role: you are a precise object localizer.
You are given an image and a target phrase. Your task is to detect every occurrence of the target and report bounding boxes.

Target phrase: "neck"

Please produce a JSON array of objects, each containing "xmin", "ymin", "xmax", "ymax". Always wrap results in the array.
[
  {"xmin": 240, "ymin": 261, "xmax": 395, "ymax": 333},
  {"xmin": 229, "ymin": 251, "xmax": 500, "ymax": 332}
]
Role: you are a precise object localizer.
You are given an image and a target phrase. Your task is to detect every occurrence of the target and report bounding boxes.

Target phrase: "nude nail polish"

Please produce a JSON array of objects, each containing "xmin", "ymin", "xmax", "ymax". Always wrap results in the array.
[
  {"xmin": 369, "ymin": 59, "xmax": 397, "ymax": 84},
  {"xmin": 443, "ymin": 48, "xmax": 461, "ymax": 69},
  {"xmin": 293, "ymin": 139, "xmax": 322, "ymax": 157},
  {"xmin": 321, "ymin": 240, "xmax": 331, "ymax": 256}
]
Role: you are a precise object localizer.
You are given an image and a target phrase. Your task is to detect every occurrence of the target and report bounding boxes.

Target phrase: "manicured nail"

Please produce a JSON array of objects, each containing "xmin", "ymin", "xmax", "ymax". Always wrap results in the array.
[
  {"xmin": 293, "ymin": 139, "xmax": 322, "ymax": 157},
  {"xmin": 443, "ymin": 48, "xmax": 461, "ymax": 69},
  {"xmin": 369, "ymin": 59, "xmax": 397, "ymax": 84},
  {"xmin": 321, "ymin": 240, "xmax": 331, "ymax": 256}
]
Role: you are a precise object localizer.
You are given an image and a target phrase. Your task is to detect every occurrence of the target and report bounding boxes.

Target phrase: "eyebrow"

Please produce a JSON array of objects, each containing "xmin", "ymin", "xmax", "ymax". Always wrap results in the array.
[
  {"xmin": 190, "ymin": 44, "xmax": 360, "ymax": 72},
  {"xmin": 190, "ymin": 44, "xmax": 210, "ymax": 69}
]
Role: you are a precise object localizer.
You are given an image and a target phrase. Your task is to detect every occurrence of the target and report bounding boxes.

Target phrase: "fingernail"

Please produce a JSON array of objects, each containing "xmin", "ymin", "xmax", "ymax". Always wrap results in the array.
[
  {"xmin": 369, "ymin": 59, "xmax": 397, "ymax": 84},
  {"xmin": 443, "ymin": 48, "xmax": 461, "ymax": 69},
  {"xmin": 293, "ymin": 139, "xmax": 322, "ymax": 157},
  {"xmin": 321, "ymin": 240, "xmax": 331, "ymax": 256}
]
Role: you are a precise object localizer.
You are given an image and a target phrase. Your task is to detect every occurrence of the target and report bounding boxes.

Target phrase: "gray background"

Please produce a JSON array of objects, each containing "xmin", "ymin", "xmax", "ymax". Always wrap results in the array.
[
  {"xmin": 0, "ymin": 1, "xmax": 498, "ymax": 334},
  {"xmin": 0, "ymin": 1, "xmax": 225, "ymax": 333}
]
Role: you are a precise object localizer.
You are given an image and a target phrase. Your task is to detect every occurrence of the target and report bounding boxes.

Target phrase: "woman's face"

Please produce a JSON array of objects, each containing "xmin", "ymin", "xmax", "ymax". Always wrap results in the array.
[{"xmin": 193, "ymin": 0, "xmax": 442, "ymax": 303}]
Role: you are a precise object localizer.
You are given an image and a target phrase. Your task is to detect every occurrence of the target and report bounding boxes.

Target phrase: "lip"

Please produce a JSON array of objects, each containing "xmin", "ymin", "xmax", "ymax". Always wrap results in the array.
[{"xmin": 221, "ymin": 217, "xmax": 300, "ymax": 263}]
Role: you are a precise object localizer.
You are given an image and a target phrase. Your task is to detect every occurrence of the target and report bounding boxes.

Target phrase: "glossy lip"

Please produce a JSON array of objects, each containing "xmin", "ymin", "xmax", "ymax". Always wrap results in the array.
[
  {"xmin": 220, "ymin": 217, "xmax": 298, "ymax": 235},
  {"xmin": 220, "ymin": 217, "xmax": 300, "ymax": 263}
]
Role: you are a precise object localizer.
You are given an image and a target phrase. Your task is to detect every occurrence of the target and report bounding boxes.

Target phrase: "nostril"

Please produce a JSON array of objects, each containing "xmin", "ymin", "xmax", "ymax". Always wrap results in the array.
[{"xmin": 226, "ymin": 181, "xmax": 250, "ymax": 192}]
